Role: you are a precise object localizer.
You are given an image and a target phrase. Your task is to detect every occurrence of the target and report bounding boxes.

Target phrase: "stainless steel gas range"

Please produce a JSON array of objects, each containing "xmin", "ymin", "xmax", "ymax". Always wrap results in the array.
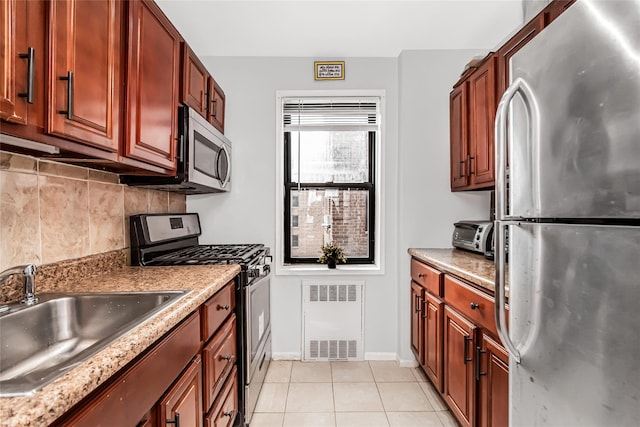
[{"xmin": 129, "ymin": 213, "xmax": 271, "ymax": 427}]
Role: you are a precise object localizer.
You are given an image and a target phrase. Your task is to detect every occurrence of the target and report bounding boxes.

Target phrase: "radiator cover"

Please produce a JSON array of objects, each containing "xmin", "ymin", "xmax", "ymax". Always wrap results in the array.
[{"xmin": 302, "ymin": 281, "xmax": 364, "ymax": 361}]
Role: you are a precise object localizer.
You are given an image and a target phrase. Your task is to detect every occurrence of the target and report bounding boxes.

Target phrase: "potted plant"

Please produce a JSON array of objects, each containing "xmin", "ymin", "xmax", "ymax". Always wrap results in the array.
[{"xmin": 318, "ymin": 242, "xmax": 347, "ymax": 269}]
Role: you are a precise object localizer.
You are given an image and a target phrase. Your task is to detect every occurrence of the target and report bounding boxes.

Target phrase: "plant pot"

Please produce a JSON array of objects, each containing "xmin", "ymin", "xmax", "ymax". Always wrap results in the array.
[{"xmin": 327, "ymin": 260, "xmax": 336, "ymax": 269}]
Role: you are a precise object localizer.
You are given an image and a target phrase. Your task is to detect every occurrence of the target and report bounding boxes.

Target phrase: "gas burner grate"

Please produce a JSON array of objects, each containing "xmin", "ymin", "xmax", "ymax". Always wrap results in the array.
[{"xmin": 151, "ymin": 243, "xmax": 265, "ymax": 265}]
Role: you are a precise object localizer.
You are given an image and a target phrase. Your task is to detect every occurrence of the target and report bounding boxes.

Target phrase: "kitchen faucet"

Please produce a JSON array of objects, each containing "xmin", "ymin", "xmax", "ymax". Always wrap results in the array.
[{"xmin": 0, "ymin": 264, "xmax": 38, "ymax": 305}]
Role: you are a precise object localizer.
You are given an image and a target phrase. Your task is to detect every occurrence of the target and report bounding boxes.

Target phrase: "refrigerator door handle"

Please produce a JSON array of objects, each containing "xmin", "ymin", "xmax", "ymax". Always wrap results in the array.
[
  {"xmin": 494, "ymin": 77, "xmax": 539, "ymax": 221},
  {"xmin": 494, "ymin": 221, "xmax": 521, "ymax": 363}
]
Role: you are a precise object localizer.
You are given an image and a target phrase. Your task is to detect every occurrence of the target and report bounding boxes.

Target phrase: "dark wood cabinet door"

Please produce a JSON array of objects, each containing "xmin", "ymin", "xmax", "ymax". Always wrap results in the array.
[
  {"xmin": 159, "ymin": 355, "xmax": 203, "ymax": 427},
  {"xmin": 208, "ymin": 78, "xmax": 225, "ymax": 133},
  {"xmin": 497, "ymin": 15, "xmax": 544, "ymax": 96},
  {"xmin": 478, "ymin": 334, "xmax": 509, "ymax": 427},
  {"xmin": 544, "ymin": 0, "xmax": 576, "ymax": 25},
  {"xmin": 450, "ymin": 82, "xmax": 469, "ymax": 190},
  {"xmin": 125, "ymin": 0, "xmax": 180, "ymax": 171},
  {"xmin": 182, "ymin": 43, "xmax": 209, "ymax": 118},
  {"xmin": 410, "ymin": 281, "xmax": 424, "ymax": 364},
  {"xmin": 48, "ymin": 0, "xmax": 122, "ymax": 152},
  {"xmin": 1, "ymin": 0, "xmax": 45, "ymax": 126},
  {"xmin": 444, "ymin": 306, "xmax": 477, "ymax": 427},
  {"xmin": 424, "ymin": 292, "xmax": 444, "ymax": 393},
  {"xmin": 468, "ymin": 56, "xmax": 497, "ymax": 187},
  {"xmin": 205, "ymin": 367, "xmax": 238, "ymax": 427}
]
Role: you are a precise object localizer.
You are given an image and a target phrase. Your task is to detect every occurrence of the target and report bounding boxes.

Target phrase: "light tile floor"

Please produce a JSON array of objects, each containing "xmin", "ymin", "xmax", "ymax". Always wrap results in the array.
[{"xmin": 251, "ymin": 361, "xmax": 459, "ymax": 427}]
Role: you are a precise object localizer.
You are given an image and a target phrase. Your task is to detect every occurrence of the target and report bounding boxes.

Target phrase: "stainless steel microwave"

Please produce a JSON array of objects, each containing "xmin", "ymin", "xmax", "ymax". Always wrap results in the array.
[{"xmin": 120, "ymin": 105, "xmax": 231, "ymax": 194}]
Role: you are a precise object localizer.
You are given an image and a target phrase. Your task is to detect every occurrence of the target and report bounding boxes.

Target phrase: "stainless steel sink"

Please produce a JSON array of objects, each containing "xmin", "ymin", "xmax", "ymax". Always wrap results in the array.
[{"xmin": 0, "ymin": 291, "xmax": 189, "ymax": 397}]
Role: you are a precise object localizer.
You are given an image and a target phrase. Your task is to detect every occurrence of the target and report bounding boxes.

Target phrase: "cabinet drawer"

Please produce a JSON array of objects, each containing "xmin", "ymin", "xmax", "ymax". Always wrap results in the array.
[
  {"xmin": 203, "ymin": 314, "xmax": 237, "ymax": 412},
  {"xmin": 205, "ymin": 366, "xmax": 238, "ymax": 427},
  {"xmin": 411, "ymin": 259, "xmax": 443, "ymax": 296},
  {"xmin": 201, "ymin": 281, "xmax": 235, "ymax": 342},
  {"xmin": 444, "ymin": 275, "xmax": 498, "ymax": 337}
]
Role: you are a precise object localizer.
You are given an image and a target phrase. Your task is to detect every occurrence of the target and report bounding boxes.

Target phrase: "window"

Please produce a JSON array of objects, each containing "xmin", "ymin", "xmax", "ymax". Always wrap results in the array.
[{"xmin": 283, "ymin": 97, "xmax": 379, "ymax": 264}]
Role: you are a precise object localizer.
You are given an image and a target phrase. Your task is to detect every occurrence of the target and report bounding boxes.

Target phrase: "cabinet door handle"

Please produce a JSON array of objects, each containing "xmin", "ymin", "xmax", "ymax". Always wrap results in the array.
[
  {"xmin": 414, "ymin": 295, "xmax": 422, "ymax": 313},
  {"xmin": 476, "ymin": 346, "xmax": 487, "ymax": 380},
  {"xmin": 18, "ymin": 47, "xmax": 35, "ymax": 103},
  {"xmin": 166, "ymin": 413, "xmax": 180, "ymax": 427},
  {"xmin": 58, "ymin": 71, "xmax": 73, "ymax": 119},
  {"xmin": 223, "ymin": 410, "xmax": 235, "ymax": 418},
  {"xmin": 220, "ymin": 354, "xmax": 234, "ymax": 362},
  {"xmin": 211, "ymin": 98, "xmax": 217, "ymax": 117},
  {"xmin": 466, "ymin": 154, "xmax": 472, "ymax": 177},
  {"xmin": 217, "ymin": 304, "xmax": 230, "ymax": 311},
  {"xmin": 421, "ymin": 298, "xmax": 427, "ymax": 319},
  {"xmin": 463, "ymin": 336, "xmax": 473, "ymax": 364}
]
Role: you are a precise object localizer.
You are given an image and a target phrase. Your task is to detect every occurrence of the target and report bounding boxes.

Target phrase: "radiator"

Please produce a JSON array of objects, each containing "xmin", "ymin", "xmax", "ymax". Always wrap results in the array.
[{"xmin": 302, "ymin": 281, "xmax": 364, "ymax": 361}]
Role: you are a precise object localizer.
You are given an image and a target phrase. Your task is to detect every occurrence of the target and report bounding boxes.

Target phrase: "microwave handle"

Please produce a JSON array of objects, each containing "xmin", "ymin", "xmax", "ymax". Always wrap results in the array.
[{"xmin": 177, "ymin": 135, "xmax": 184, "ymax": 163}]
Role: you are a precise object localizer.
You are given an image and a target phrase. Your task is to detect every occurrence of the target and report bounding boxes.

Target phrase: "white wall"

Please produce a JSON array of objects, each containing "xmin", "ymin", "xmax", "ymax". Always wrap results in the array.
[
  {"xmin": 190, "ymin": 57, "xmax": 401, "ymax": 359},
  {"xmin": 190, "ymin": 53, "xmax": 492, "ymax": 361},
  {"xmin": 396, "ymin": 50, "xmax": 491, "ymax": 361}
]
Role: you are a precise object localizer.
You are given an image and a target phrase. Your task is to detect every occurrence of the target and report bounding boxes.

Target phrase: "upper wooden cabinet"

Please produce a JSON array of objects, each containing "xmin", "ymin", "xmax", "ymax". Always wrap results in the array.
[
  {"xmin": 48, "ymin": 0, "xmax": 122, "ymax": 152},
  {"xmin": 208, "ymin": 78, "xmax": 225, "ymax": 134},
  {"xmin": 0, "ymin": 0, "xmax": 46, "ymax": 127},
  {"xmin": 182, "ymin": 43, "xmax": 210, "ymax": 118},
  {"xmin": 450, "ymin": 81, "xmax": 469, "ymax": 190},
  {"xmin": 124, "ymin": 0, "xmax": 181, "ymax": 172},
  {"xmin": 450, "ymin": 0, "xmax": 576, "ymax": 192},
  {"xmin": 450, "ymin": 54, "xmax": 497, "ymax": 191},
  {"xmin": 544, "ymin": 0, "xmax": 577, "ymax": 25},
  {"xmin": 181, "ymin": 43, "xmax": 226, "ymax": 134},
  {"xmin": 497, "ymin": 15, "xmax": 545, "ymax": 96}
]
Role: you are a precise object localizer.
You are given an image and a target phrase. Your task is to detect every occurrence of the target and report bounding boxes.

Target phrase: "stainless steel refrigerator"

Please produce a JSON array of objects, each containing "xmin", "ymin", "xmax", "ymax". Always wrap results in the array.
[{"xmin": 493, "ymin": 1, "xmax": 640, "ymax": 425}]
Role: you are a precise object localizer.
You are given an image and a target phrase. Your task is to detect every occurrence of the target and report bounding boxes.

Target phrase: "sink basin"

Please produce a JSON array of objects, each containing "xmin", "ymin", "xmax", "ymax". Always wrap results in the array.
[{"xmin": 0, "ymin": 291, "xmax": 189, "ymax": 397}]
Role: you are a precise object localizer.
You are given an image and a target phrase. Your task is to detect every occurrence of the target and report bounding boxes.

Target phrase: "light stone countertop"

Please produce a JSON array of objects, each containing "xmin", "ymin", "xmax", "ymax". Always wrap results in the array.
[
  {"xmin": 408, "ymin": 248, "xmax": 503, "ymax": 293},
  {"xmin": 0, "ymin": 264, "xmax": 241, "ymax": 427}
]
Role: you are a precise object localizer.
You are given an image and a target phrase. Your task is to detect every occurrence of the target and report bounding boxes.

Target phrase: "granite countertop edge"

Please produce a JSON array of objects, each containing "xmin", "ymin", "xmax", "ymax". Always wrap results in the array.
[
  {"xmin": 0, "ymin": 264, "xmax": 241, "ymax": 427},
  {"xmin": 408, "ymin": 247, "xmax": 497, "ymax": 292}
]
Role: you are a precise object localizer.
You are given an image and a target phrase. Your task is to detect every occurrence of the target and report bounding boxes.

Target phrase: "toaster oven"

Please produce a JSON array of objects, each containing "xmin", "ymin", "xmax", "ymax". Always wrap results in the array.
[{"xmin": 452, "ymin": 220, "xmax": 493, "ymax": 255}]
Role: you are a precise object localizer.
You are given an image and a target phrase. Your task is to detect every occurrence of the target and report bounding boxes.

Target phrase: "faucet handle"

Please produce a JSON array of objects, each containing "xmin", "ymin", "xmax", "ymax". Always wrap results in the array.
[{"xmin": 22, "ymin": 264, "xmax": 37, "ymax": 305}]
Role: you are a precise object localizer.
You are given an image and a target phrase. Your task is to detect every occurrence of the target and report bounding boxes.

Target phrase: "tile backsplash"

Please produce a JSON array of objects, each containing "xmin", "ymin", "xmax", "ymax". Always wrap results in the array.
[{"xmin": 0, "ymin": 151, "xmax": 186, "ymax": 270}]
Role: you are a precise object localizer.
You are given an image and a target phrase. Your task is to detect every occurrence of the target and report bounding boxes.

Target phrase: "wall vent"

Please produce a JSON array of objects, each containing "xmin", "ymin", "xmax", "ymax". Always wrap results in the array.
[{"xmin": 302, "ymin": 281, "xmax": 364, "ymax": 361}]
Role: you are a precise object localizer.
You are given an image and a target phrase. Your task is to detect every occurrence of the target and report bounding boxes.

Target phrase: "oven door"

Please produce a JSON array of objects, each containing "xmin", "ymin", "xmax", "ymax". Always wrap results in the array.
[
  {"xmin": 245, "ymin": 273, "xmax": 271, "ymax": 380},
  {"xmin": 187, "ymin": 106, "xmax": 231, "ymax": 191}
]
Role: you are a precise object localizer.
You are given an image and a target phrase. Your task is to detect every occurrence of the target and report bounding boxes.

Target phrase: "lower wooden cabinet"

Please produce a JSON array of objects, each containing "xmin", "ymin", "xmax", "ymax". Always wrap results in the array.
[
  {"xmin": 444, "ymin": 306, "xmax": 477, "ymax": 427},
  {"xmin": 159, "ymin": 355, "xmax": 203, "ymax": 427},
  {"xmin": 410, "ymin": 257, "xmax": 509, "ymax": 427},
  {"xmin": 410, "ymin": 281, "xmax": 424, "ymax": 364},
  {"xmin": 423, "ymin": 292, "xmax": 444, "ymax": 393},
  {"xmin": 478, "ymin": 334, "xmax": 509, "ymax": 427},
  {"xmin": 205, "ymin": 366, "xmax": 238, "ymax": 427},
  {"xmin": 53, "ymin": 281, "xmax": 239, "ymax": 427}
]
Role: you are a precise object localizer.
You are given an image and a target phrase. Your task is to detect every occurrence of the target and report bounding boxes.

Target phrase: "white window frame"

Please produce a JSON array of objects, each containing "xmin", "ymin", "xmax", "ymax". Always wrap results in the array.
[{"xmin": 275, "ymin": 90, "xmax": 385, "ymax": 275}]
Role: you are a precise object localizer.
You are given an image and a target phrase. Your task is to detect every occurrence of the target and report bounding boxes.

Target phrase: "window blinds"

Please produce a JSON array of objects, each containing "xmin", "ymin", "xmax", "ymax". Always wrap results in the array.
[{"xmin": 283, "ymin": 99, "xmax": 378, "ymax": 130}]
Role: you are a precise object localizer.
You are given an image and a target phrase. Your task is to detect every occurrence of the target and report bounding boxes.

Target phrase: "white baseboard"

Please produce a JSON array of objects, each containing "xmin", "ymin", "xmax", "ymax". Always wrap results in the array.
[
  {"xmin": 398, "ymin": 358, "xmax": 418, "ymax": 368},
  {"xmin": 364, "ymin": 352, "xmax": 397, "ymax": 361},
  {"xmin": 272, "ymin": 352, "xmax": 301, "ymax": 360}
]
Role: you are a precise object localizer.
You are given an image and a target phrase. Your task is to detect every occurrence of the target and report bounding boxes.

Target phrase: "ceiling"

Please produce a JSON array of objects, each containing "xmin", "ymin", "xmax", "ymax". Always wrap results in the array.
[{"xmin": 156, "ymin": 0, "xmax": 525, "ymax": 58}]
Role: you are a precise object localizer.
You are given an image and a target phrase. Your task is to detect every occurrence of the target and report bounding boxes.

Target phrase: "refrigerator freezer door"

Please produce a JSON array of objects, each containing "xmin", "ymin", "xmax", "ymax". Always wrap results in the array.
[
  {"xmin": 507, "ymin": 222, "xmax": 640, "ymax": 426},
  {"xmin": 505, "ymin": 0, "xmax": 640, "ymax": 219}
]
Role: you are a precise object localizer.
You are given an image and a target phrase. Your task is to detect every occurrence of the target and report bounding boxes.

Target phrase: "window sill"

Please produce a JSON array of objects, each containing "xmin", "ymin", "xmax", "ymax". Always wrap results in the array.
[{"xmin": 275, "ymin": 263, "xmax": 383, "ymax": 276}]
